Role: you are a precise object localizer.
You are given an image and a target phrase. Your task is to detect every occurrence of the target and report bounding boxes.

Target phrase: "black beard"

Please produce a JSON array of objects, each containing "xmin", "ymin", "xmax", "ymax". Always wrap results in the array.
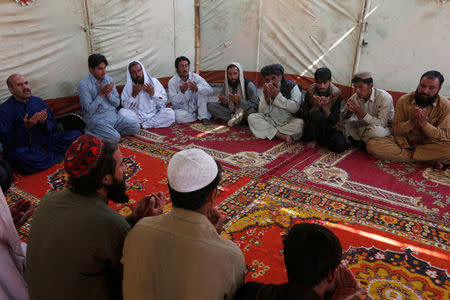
[
  {"xmin": 106, "ymin": 178, "xmax": 129, "ymax": 204},
  {"xmin": 316, "ymin": 89, "xmax": 328, "ymax": 97},
  {"xmin": 133, "ymin": 77, "xmax": 144, "ymax": 85},
  {"xmin": 414, "ymin": 89, "xmax": 438, "ymax": 108},
  {"xmin": 228, "ymin": 78, "xmax": 240, "ymax": 88}
]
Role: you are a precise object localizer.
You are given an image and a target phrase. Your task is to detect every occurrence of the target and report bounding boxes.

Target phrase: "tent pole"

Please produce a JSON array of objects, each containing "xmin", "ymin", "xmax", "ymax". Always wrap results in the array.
[
  {"xmin": 351, "ymin": 0, "xmax": 370, "ymax": 84},
  {"xmin": 83, "ymin": 0, "xmax": 94, "ymax": 54},
  {"xmin": 194, "ymin": 0, "xmax": 200, "ymax": 73},
  {"xmin": 256, "ymin": 0, "xmax": 263, "ymax": 75}
]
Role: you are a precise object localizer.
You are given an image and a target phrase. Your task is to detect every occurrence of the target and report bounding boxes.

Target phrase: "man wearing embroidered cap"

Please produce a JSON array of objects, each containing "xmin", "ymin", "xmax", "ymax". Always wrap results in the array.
[
  {"xmin": 118, "ymin": 61, "xmax": 175, "ymax": 129},
  {"xmin": 341, "ymin": 72, "xmax": 394, "ymax": 150},
  {"xmin": 122, "ymin": 148, "xmax": 246, "ymax": 300},
  {"xmin": 26, "ymin": 134, "xmax": 165, "ymax": 300}
]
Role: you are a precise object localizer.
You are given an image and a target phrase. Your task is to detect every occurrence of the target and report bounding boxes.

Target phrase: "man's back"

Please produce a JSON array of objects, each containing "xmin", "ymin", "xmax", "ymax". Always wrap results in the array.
[
  {"xmin": 26, "ymin": 189, "xmax": 130, "ymax": 300},
  {"xmin": 122, "ymin": 208, "xmax": 246, "ymax": 300}
]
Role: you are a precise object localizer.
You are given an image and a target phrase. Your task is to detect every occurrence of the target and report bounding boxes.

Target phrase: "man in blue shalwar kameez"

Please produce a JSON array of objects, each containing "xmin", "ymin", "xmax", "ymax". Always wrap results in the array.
[
  {"xmin": 0, "ymin": 74, "xmax": 81, "ymax": 174},
  {"xmin": 77, "ymin": 54, "xmax": 140, "ymax": 143}
]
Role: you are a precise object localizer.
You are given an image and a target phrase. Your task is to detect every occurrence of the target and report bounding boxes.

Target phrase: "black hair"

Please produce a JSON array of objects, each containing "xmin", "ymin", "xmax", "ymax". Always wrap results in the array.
[
  {"xmin": 352, "ymin": 76, "xmax": 373, "ymax": 85},
  {"xmin": 420, "ymin": 70, "xmax": 444, "ymax": 87},
  {"xmin": 175, "ymin": 56, "xmax": 190, "ymax": 69},
  {"xmin": 169, "ymin": 161, "xmax": 222, "ymax": 211},
  {"xmin": 260, "ymin": 64, "xmax": 284, "ymax": 77},
  {"xmin": 128, "ymin": 61, "xmax": 140, "ymax": 71},
  {"xmin": 88, "ymin": 54, "xmax": 108, "ymax": 69},
  {"xmin": 227, "ymin": 64, "xmax": 239, "ymax": 72},
  {"xmin": 283, "ymin": 223, "xmax": 342, "ymax": 288},
  {"xmin": 314, "ymin": 68, "xmax": 332, "ymax": 82},
  {"xmin": 69, "ymin": 142, "xmax": 118, "ymax": 196}
]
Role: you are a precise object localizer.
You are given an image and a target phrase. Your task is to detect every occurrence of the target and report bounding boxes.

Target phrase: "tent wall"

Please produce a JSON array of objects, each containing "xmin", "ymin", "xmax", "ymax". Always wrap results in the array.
[
  {"xmin": 1, "ymin": 0, "xmax": 448, "ymax": 103},
  {"xmin": 200, "ymin": 0, "xmax": 363, "ymax": 86},
  {"xmin": 0, "ymin": 0, "xmax": 195, "ymax": 102},
  {"xmin": 358, "ymin": 0, "xmax": 450, "ymax": 96},
  {"xmin": 0, "ymin": 0, "xmax": 88, "ymax": 101},
  {"xmin": 200, "ymin": 0, "xmax": 449, "ymax": 97}
]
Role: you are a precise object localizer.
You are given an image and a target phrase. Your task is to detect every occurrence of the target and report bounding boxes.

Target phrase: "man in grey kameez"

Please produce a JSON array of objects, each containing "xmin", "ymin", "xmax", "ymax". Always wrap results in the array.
[
  {"xmin": 248, "ymin": 64, "xmax": 303, "ymax": 145},
  {"xmin": 207, "ymin": 62, "xmax": 259, "ymax": 127},
  {"xmin": 168, "ymin": 56, "xmax": 213, "ymax": 125},
  {"xmin": 77, "ymin": 54, "xmax": 140, "ymax": 143}
]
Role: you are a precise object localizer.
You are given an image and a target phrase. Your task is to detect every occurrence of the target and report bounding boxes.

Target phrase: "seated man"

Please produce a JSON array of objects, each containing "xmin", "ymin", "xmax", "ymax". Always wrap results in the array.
[
  {"xmin": 122, "ymin": 148, "xmax": 246, "ymax": 299},
  {"xmin": 248, "ymin": 64, "xmax": 303, "ymax": 145},
  {"xmin": 236, "ymin": 223, "xmax": 362, "ymax": 300},
  {"xmin": 119, "ymin": 61, "xmax": 175, "ymax": 129},
  {"xmin": 26, "ymin": 134, "xmax": 165, "ymax": 300},
  {"xmin": 1, "ymin": 187, "xmax": 35, "ymax": 300},
  {"xmin": 207, "ymin": 62, "xmax": 260, "ymax": 127},
  {"xmin": 0, "ymin": 74, "xmax": 81, "ymax": 174},
  {"xmin": 168, "ymin": 56, "xmax": 213, "ymax": 125},
  {"xmin": 367, "ymin": 70, "xmax": 450, "ymax": 169},
  {"xmin": 297, "ymin": 68, "xmax": 346, "ymax": 152},
  {"xmin": 342, "ymin": 72, "xmax": 394, "ymax": 150},
  {"xmin": 77, "ymin": 54, "xmax": 140, "ymax": 143}
]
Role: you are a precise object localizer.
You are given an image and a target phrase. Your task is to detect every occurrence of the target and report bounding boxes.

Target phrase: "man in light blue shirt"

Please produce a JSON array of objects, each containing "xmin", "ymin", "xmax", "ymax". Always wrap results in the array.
[{"xmin": 77, "ymin": 54, "xmax": 140, "ymax": 143}]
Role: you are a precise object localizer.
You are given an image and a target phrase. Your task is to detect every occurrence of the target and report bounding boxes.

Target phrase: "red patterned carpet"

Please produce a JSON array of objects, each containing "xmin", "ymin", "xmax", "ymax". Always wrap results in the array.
[{"xmin": 6, "ymin": 121, "xmax": 450, "ymax": 299}]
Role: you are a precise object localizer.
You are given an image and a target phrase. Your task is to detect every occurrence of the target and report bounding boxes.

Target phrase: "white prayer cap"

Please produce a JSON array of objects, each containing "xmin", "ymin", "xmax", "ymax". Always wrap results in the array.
[{"xmin": 167, "ymin": 149, "xmax": 218, "ymax": 193}]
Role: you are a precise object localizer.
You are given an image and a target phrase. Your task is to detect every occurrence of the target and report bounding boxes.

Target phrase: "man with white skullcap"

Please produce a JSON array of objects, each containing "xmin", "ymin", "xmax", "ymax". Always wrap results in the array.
[
  {"xmin": 118, "ymin": 61, "xmax": 175, "ymax": 129},
  {"xmin": 122, "ymin": 148, "xmax": 246, "ymax": 300}
]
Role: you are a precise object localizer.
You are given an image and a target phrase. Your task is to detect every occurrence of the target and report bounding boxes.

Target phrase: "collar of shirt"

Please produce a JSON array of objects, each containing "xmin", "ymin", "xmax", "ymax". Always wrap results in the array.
[
  {"xmin": 88, "ymin": 73, "xmax": 107, "ymax": 87},
  {"xmin": 176, "ymin": 72, "xmax": 192, "ymax": 84},
  {"xmin": 368, "ymin": 88, "xmax": 376, "ymax": 102},
  {"xmin": 170, "ymin": 207, "xmax": 217, "ymax": 231}
]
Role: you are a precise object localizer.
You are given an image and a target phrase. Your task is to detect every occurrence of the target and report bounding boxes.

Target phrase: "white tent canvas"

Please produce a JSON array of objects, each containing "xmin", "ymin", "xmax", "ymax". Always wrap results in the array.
[{"xmin": 1, "ymin": 0, "xmax": 449, "ymax": 101}]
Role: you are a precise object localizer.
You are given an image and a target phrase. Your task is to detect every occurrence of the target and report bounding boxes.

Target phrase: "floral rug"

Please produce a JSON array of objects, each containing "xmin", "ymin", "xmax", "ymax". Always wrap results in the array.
[{"xmin": 5, "ymin": 122, "xmax": 450, "ymax": 299}]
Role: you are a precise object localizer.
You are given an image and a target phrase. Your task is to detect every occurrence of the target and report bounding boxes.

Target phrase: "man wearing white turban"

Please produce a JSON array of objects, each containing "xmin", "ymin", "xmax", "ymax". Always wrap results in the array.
[
  {"xmin": 207, "ymin": 62, "xmax": 260, "ymax": 127},
  {"xmin": 119, "ymin": 61, "xmax": 175, "ymax": 129}
]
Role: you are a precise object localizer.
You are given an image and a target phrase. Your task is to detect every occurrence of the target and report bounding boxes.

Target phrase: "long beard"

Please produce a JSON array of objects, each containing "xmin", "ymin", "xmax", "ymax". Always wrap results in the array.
[
  {"xmin": 133, "ymin": 77, "xmax": 144, "ymax": 85},
  {"xmin": 106, "ymin": 178, "xmax": 129, "ymax": 204},
  {"xmin": 414, "ymin": 89, "xmax": 438, "ymax": 108},
  {"xmin": 228, "ymin": 78, "xmax": 240, "ymax": 89}
]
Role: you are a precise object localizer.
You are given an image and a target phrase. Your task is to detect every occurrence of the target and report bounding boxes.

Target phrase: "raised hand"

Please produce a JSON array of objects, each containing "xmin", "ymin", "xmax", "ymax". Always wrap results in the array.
[
  {"xmin": 133, "ymin": 192, "xmax": 166, "ymax": 222},
  {"xmin": 218, "ymin": 95, "xmax": 227, "ymax": 106},
  {"xmin": 132, "ymin": 84, "xmax": 143, "ymax": 98},
  {"xmin": 188, "ymin": 81, "xmax": 198, "ymax": 92},
  {"xmin": 142, "ymin": 83, "xmax": 155, "ymax": 96},
  {"xmin": 207, "ymin": 207, "xmax": 226, "ymax": 234},
  {"xmin": 100, "ymin": 82, "xmax": 114, "ymax": 98},
  {"xmin": 180, "ymin": 82, "xmax": 189, "ymax": 94},
  {"xmin": 9, "ymin": 199, "xmax": 35, "ymax": 229}
]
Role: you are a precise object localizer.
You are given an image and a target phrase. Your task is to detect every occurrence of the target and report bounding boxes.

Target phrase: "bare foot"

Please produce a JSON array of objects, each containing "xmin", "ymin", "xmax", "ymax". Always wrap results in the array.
[
  {"xmin": 429, "ymin": 161, "xmax": 443, "ymax": 170},
  {"xmin": 275, "ymin": 132, "xmax": 292, "ymax": 145}
]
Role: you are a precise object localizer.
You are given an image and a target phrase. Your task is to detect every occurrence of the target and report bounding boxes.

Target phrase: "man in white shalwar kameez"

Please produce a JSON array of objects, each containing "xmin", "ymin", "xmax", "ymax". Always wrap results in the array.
[
  {"xmin": 119, "ymin": 61, "xmax": 175, "ymax": 129},
  {"xmin": 168, "ymin": 56, "xmax": 213, "ymax": 125},
  {"xmin": 1, "ymin": 187, "xmax": 35, "ymax": 300}
]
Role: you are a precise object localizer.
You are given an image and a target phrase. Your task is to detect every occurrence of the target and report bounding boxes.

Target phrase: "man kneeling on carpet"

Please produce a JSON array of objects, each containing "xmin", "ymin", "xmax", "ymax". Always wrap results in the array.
[
  {"xmin": 26, "ymin": 134, "xmax": 165, "ymax": 300},
  {"xmin": 236, "ymin": 223, "xmax": 362, "ymax": 300},
  {"xmin": 122, "ymin": 148, "xmax": 246, "ymax": 299}
]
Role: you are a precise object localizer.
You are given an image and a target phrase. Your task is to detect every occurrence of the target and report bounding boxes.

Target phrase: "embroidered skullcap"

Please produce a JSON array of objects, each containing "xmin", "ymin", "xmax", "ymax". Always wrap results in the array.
[
  {"xmin": 353, "ymin": 72, "xmax": 372, "ymax": 81},
  {"xmin": 64, "ymin": 134, "xmax": 104, "ymax": 179},
  {"xmin": 261, "ymin": 63, "xmax": 284, "ymax": 77},
  {"xmin": 167, "ymin": 148, "xmax": 218, "ymax": 193}
]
